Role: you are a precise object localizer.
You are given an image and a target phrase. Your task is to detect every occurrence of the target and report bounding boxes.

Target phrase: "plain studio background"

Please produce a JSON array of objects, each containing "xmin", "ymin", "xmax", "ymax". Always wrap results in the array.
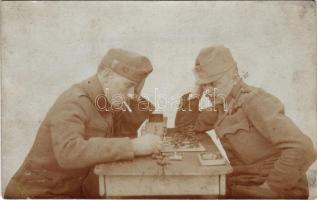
[{"xmin": 1, "ymin": 1, "xmax": 316, "ymax": 193}]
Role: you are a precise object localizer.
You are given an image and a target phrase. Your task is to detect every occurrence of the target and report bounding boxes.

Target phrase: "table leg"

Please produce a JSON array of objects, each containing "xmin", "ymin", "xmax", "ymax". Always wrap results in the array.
[
  {"xmin": 219, "ymin": 175, "xmax": 226, "ymax": 195},
  {"xmin": 99, "ymin": 175, "xmax": 106, "ymax": 197}
]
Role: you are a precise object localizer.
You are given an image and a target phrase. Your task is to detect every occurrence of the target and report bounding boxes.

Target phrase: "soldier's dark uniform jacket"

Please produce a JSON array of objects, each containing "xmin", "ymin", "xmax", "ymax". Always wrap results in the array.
[
  {"xmin": 175, "ymin": 80, "xmax": 316, "ymax": 198},
  {"xmin": 4, "ymin": 75, "xmax": 154, "ymax": 198}
]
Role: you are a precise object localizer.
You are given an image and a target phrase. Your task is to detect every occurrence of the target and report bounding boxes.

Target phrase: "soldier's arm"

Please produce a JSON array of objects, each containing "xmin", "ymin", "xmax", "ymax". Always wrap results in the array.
[
  {"xmin": 50, "ymin": 96, "xmax": 134, "ymax": 169},
  {"xmin": 243, "ymin": 90, "xmax": 317, "ymax": 192},
  {"xmin": 175, "ymin": 93, "xmax": 218, "ymax": 132},
  {"xmin": 113, "ymin": 96, "xmax": 155, "ymax": 137}
]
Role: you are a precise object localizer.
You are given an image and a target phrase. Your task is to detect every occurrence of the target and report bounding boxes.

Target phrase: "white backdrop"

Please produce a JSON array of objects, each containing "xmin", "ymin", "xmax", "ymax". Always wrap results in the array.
[{"xmin": 2, "ymin": 1, "xmax": 316, "ymax": 192}]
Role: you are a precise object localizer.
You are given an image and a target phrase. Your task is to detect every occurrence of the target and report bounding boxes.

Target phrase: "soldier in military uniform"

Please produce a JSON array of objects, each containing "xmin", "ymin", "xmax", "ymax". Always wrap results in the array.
[
  {"xmin": 175, "ymin": 46, "xmax": 316, "ymax": 198},
  {"xmin": 4, "ymin": 48, "xmax": 161, "ymax": 198}
]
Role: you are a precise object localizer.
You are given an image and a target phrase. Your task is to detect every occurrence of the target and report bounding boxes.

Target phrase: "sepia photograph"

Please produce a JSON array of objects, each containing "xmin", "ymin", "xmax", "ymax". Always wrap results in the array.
[{"xmin": 1, "ymin": 1, "xmax": 317, "ymax": 199}]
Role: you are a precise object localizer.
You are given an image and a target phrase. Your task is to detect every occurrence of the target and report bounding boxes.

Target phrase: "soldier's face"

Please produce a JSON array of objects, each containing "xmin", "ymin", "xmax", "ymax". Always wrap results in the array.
[
  {"xmin": 203, "ymin": 73, "xmax": 235, "ymax": 105},
  {"xmin": 104, "ymin": 72, "xmax": 137, "ymax": 109}
]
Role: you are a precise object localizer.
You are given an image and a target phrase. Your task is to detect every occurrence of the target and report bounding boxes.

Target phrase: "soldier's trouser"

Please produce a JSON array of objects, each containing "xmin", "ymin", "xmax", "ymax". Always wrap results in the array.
[
  {"xmin": 226, "ymin": 168, "xmax": 309, "ymax": 199},
  {"xmin": 223, "ymin": 151, "xmax": 309, "ymax": 199},
  {"xmin": 82, "ymin": 169, "xmax": 101, "ymax": 198},
  {"xmin": 4, "ymin": 177, "xmax": 80, "ymax": 199}
]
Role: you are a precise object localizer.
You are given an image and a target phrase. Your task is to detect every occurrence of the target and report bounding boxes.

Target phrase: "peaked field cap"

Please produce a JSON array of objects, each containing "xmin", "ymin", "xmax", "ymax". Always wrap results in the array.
[
  {"xmin": 98, "ymin": 48, "xmax": 153, "ymax": 83},
  {"xmin": 193, "ymin": 45, "xmax": 237, "ymax": 84}
]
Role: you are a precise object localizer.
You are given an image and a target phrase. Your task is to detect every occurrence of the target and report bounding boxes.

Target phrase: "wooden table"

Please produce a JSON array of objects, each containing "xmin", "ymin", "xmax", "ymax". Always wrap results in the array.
[{"xmin": 94, "ymin": 131, "xmax": 232, "ymax": 198}]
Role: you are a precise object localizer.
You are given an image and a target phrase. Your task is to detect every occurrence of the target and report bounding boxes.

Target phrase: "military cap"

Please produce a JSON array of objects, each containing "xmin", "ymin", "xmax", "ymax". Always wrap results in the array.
[
  {"xmin": 98, "ymin": 48, "xmax": 153, "ymax": 83},
  {"xmin": 193, "ymin": 45, "xmax": 237, "ymax": 84}
]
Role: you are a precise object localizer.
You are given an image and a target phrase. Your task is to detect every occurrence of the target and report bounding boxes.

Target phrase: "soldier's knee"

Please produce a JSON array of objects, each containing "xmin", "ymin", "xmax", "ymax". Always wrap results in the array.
[
  {"xmin": 81, "ymin": 170, "xmax": 101, "ymax": 198},
  {"xmin": 4, "ymin": 179, "xmax": 24, "ymax": 199}
]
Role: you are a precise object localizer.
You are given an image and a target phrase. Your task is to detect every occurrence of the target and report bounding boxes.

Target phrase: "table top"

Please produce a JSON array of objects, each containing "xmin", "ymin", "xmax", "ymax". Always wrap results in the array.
[{"xmin": 94, "ymin": 130, "xmax": 232, "ymax": 176}]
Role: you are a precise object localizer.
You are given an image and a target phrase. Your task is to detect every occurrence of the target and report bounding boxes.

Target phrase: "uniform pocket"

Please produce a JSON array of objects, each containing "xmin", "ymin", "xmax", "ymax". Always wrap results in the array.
[
  {"xmin": 214, "ymin": 109, "xmax": 278, "ymax": 164},
  {"xmin": 225, "ymin": 127, "xmax": 279, "ymax": 164},
  {"xmin": 215, "ymin": 109, "xmax": 250, "ymax": 137},
  {"xmin": 18, "ymin": 162, "xmax": 59, "ymax": 189}
]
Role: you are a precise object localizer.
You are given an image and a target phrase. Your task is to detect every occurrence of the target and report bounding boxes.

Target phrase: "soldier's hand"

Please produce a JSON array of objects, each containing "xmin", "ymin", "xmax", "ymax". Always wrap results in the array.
[
  {"xmin": 131, "ymin": 134, "xmax": 162, "ymax": 156},
  {"xmin": 133, "ymin": 79, "xmax": 145, "ymax": 99}
]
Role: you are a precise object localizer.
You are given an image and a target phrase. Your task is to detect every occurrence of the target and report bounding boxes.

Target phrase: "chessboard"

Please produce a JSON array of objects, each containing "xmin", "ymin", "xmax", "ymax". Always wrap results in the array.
[
  {"xmin": 161, "ymin": 137, "xmax": 206, "ymax": 152},
  {"xmin": 161, "ymin": 125, "xmax": 206, "ymax": 152}
]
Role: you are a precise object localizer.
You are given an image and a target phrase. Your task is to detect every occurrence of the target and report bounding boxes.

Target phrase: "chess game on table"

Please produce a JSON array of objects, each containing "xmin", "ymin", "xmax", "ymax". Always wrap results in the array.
[{"xmin": 140, "ymin": 112, "xmax": 227, "ymax": 166}]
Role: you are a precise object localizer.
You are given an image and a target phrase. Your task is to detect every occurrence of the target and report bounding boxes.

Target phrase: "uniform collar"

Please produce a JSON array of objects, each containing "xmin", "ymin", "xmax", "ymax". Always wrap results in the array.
[{"xmin": 226, "ymin": 79, "xmax": 248, "ymax": 103}]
